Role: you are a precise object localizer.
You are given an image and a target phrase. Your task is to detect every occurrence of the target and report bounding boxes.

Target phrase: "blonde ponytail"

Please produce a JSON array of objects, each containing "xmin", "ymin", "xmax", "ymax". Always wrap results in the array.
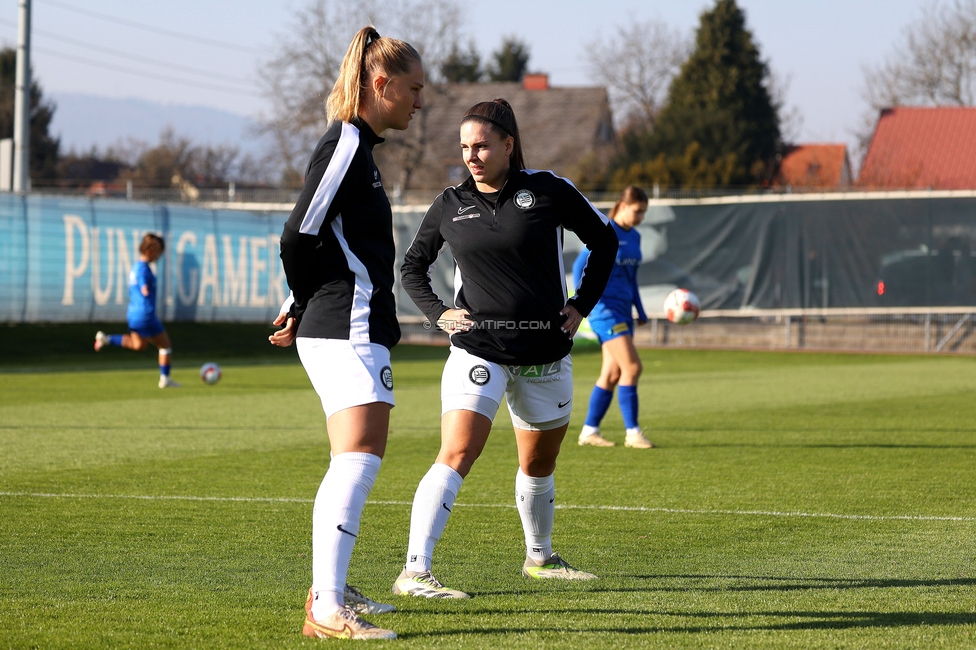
[{"xmin": 326, "ymin": 26, "xmax": 421, "ymax": 124}]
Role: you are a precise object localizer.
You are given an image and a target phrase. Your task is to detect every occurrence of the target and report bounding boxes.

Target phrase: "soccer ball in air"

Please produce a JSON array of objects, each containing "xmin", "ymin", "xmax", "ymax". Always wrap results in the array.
[
  {"xmin": 200, "ymin": 362, "xmax": 222, "ymax": 385},
  {"xmin": 663, "ymin": 289, "xmax": 701, "ymax": 325}
]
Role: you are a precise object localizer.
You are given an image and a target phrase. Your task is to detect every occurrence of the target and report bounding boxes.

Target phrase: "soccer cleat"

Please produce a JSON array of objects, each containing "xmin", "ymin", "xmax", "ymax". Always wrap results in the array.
[
  {"xmin": 305, "ymin": 586, "xmax": 394, "ymax": 617},
  {"xmin": 94, "ymin": 331, "xmax": 108, "ymax": 351},
  {"xmin": 392, "ymin": 569, "xmax": 470, "ymax": 599},
  {"xmin": 522, "ymin": 553, "xmax": 598, "ymax": 580},
  {"xmin": 302, "ymin": 604, "xmax": 396, "ymax": 640},
  {"xmin": 578, "ymin": 432, "xmax": 616, "ymax": 447},
  {"xmin": 624, "ymin": 429, "xmax": 654, "ymax": 449},
  {"xmin": 158, "ymin": 376, "xmax": 182, "ymax": 389},
  {"xmin": 344, "ymin": 584, "xmax": 396, "ymax": 615}
]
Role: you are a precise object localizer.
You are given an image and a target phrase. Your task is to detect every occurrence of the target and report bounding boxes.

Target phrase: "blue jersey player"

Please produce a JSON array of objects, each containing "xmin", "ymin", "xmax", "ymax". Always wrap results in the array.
[
  {"xmin": 94, "ymin": 233, "xmax": 180, "ymax": 388},
  {"xmin": 572, "ymin": 186, "xmax": 652, "ymax": 448}
]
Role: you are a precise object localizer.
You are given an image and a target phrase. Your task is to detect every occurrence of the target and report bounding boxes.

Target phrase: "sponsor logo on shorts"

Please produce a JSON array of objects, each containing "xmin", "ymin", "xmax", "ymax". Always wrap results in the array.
[
  {"xmin": 611, "ymin": 322, "xmax": 630, "ymax": 334},
  {"xmin": 509, "ymin": 361, "xmax": 563, "ymax": 383},
  {"xmin": 514, "ymin": 189, "xmax": 535, "ymax": 209},
  {"xmin": 380, "ymin": 366, "xmax": 394, "ymax": 390},
  {"xmin": 558, "ymin": 399, "xmax": 572, "ymax": 408},
  {"xmin": 469, "ymin": 365, "xmax": 491, "ymax": 386}
]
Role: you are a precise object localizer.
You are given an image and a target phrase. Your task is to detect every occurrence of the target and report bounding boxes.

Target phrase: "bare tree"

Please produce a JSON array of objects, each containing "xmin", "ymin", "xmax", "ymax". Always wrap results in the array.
[
  {"xmin": 254, "ymin": 0, "xmax": 461, "ymax": 186},
  {"xmin": 864, "ymin": 0, "xmax": 976, "ymax": 108},
  {"xmin": 857, "ymin": 0, "xmax": 976, "ymax": 157},
  {"xmin": 584, "ymin": 19, "xmax": 691, "ymax": 131},
  {"xmin": 767, "ymin": 69, "xmax": 804, "ymax": 145}
]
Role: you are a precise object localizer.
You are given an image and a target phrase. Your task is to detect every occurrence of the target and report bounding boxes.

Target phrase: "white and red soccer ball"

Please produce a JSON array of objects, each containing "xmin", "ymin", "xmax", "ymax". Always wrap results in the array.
[
  {"xmin": 200, "ymin": 362, "xmax": 222, "ymax": 385},
  {"xmin": 663, "ymin": 288, "xmax": 701, "ymax": 325}
]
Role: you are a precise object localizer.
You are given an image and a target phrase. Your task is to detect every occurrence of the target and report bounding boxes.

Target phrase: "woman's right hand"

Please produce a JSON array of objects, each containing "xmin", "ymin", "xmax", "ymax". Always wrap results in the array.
[{"xmin": 437, "ymin": 309, "xmax": 475, "ymax": 336}]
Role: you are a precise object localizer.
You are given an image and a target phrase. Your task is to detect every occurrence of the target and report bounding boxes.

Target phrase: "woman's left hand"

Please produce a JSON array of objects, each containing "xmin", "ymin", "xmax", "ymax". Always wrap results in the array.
[
  {"xmin": 559, "ymin": 304, "xmax": 583, "ymax": 338},
  {"xmin": 269, "ymin": 312, "xmax": 297, "ymax": 347}
]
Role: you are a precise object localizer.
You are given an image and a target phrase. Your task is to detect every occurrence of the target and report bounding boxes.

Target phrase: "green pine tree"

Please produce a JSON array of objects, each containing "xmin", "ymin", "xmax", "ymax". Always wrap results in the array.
[
  {"xmin": 487, "ymin": 37, "xmax": 530, "ymax": 82},
  {"xmin": 441, "ymin": 44, "xmax": 483, "ymax": 83},
  {"xmin": 622, "ymin": 0, "xmax": 780, "ymax": 188},
  {"xmin": 0, "ymin": 48, "xmax": 60, "ymax": 181}
]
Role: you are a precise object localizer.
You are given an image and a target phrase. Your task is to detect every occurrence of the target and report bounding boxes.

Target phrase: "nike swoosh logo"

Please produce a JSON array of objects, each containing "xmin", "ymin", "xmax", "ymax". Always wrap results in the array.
[
  {"xmin": 442, "ymin": 503, "xmax": 452, "ymax": 513},
  {"xmin": 336, "ymin": 524, "xmax": 357, "ymax": 538},
  {"xmin": 549, "ymin": 497, "xmax": 555, "ymax": 503},
  {"xmin": 558, "ymin": 399, "xmax": 572, "ymax": 408},
  {"xmin": 457, "ymin": 204, "xmax": 477, "ymax": 214}
]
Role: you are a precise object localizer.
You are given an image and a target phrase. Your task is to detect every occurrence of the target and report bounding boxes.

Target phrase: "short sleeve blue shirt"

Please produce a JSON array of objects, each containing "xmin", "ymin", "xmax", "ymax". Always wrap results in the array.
[
  {"xmin": 127, "ymin": 261, "xmax": 157, "ymax": 325},
  {"xmin": 573, "ymin": 221, "xmax": 645, "ymax": 322}
]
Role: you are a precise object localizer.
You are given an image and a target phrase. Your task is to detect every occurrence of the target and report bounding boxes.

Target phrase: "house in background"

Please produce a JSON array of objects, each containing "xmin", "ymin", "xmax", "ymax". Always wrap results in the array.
[
  {"xmin": 773, "ymin": 144, "xmax": 851, "ymax": 189},
  {"xmin": 374, "ymin": 74, "xmax": 615, "ymax": 198},
  {"xmin": 858, "ymin": 107, "xmax": 976, "ymax": 189}
]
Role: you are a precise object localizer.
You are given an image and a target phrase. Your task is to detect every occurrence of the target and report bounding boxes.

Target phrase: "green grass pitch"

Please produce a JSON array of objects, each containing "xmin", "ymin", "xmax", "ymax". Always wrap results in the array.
[{"xmin": 2, "ymin": 327, "xmax": 976, "ymax": 648}]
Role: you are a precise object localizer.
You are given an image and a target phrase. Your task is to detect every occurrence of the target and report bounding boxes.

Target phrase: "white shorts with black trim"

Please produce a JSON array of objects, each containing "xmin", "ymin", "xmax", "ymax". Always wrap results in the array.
[
  {"xmin": 296, "ymin": 338, "xmax": 395, "ymax": 419},
  {"xmin": 440, "ymin": 346, "xmax": 573, "ymax": 431}
]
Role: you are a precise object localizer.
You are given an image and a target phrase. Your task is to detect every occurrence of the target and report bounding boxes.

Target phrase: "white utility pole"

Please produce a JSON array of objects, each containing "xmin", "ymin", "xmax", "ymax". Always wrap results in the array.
[{"xmin": 13, "ymin": 0, "xmax": 31, "ymax": 193}]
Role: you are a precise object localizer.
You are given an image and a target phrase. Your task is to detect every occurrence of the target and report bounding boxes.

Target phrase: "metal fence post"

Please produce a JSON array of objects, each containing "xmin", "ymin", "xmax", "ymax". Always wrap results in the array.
[
  {"xmin": 785, "ymin": 315, "xmax": 791, "ymax": 348},
  {"xmin": 924, "ymin": 312, "xmax": 931, "ymax": 352}
]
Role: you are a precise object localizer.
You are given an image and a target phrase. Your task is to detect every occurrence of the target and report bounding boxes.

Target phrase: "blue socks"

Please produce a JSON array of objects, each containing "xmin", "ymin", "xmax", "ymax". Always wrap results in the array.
[
  {"xmin": 585, "ymin": 384, "xmax": 641, "ymax": 430},
  {"xmin": 618, "ymin": 385, "xmax": 639, "ymax": 430},
  {"xmin": 584, "ymin": 386, "xmax": 614, "ymax": 428},
  {"xmin": 108, "ymin": 334, "xmax": 124, "ymax": 346},
  {"xmin": 160, "ymin": 363, "xmax": 171, "ymax": 377}
]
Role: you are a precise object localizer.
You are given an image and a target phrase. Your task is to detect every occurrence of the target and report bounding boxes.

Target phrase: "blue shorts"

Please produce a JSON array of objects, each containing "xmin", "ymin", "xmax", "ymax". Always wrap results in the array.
[
  {"xmin": 587, "ymin": 313, "xmax": 633, "ymax": 344},
  {"xmin": 129, "ymin": 317, "xmax": 165, "ymax": 338}
]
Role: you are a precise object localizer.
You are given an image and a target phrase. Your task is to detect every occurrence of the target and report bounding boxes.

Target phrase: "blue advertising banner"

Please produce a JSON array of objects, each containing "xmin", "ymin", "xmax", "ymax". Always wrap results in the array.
[{"xmin": 0, "ymin": 196, "xmax": 290, "ymax": 323}]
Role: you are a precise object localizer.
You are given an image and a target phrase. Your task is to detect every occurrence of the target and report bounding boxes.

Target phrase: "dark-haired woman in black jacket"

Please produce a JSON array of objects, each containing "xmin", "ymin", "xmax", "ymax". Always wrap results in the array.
[{"xmin": 394, "ymin": 98, "xmax": 618, "ymax": 599}]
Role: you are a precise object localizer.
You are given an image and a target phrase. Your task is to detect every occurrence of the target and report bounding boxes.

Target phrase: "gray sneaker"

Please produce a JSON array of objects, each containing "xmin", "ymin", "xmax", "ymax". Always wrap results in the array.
[
  {"xmin": 522, "ymin": 553, "xmax": 597, "ymax": 580},
  {"xmin": 392, "ymin": 569, "xmax": 470, "ymax": 599},
  {"xmin": 344, "ymin": 583, "xmax": 395, "ymax": 614}
]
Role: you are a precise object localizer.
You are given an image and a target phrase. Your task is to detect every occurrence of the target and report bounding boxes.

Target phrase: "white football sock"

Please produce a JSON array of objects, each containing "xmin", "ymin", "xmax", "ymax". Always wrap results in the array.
[
  {"xmin": 580, "ymin": 424, "xmax": 600, "ymax": 438},
  {"xmin": 515, "ymin": 468, "xmax": 555, "ymax": 562},
  {"xmin": 405, "ymin": 463, "xmax": 464, "ymax": 573},
  {"xmin": 310, "ymin": 452, "xmax": 381, "ymax": 618}
]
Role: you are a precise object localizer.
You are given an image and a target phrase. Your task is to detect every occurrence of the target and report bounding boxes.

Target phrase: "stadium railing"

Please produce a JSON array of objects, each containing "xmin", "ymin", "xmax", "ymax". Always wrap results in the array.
[{"xmin": 629, "ymin": 307, "xmax": 976, "ymax": 354}]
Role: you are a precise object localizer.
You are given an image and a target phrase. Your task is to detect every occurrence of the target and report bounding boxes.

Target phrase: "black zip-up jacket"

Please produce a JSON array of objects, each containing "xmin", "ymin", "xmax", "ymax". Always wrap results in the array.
[
  {"xmin": 401, "ymin": 169, "xmax": 618, "ymax": 365},
  {"xmin": 279, "ymin": 117, "xmax": 400, "ymax": 350}
]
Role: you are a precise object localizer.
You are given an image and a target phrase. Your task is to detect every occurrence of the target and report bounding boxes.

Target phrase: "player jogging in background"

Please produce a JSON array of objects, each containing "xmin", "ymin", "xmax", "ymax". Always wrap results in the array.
[
  {"xmin": 396, "ymin": 98, "xmax": 618, "ymax": 599},
  {"xmin": 268, "ymin": 25, "xmax": 424, "ymax": 641},
  {"xmin": 573, "ymin": 185, "xmax": 653, "ymax": 448},
  {"xmin": 94, "ymin": 233, "xmax": 180, "ymax": 389}
]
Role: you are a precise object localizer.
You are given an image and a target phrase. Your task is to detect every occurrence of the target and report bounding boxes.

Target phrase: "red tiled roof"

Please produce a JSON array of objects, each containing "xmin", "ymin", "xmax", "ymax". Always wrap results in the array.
[
  {"xmin": 858, "ymin": 107, "xmax": 976, "ymax": 189},
  {"xmin": 774, "ymin": 144, "xmax": 850, "ymax": 188}
]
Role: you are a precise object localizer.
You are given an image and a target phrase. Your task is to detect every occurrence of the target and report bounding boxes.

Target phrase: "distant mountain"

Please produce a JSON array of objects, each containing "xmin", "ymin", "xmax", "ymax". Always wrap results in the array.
[{"xmin": 48, "ymin": 93, "xmax": 271, "ymax": 157}]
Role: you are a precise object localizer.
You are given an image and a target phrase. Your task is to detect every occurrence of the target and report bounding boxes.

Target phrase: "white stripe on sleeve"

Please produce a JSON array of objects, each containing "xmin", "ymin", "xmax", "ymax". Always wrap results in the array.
[{"xmin": 299, "ymin": 122, "xmax": 360, "ymax": 235}]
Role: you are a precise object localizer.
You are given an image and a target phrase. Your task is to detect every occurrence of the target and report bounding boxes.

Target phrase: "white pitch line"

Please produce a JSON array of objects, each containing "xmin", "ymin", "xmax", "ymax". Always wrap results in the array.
[{"xmin": 1, "ymin": 491, "xmax": 974, "ymax": 522}]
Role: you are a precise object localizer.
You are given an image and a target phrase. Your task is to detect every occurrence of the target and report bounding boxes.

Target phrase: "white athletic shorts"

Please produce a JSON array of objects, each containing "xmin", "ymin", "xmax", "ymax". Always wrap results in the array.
[
  {"xmin": 296, "ymin": 338, "xmax": 395, "ymax": 418},
  {"xmin": 441, "ymin": 346, "xmax": 573, "ymax": 431}
]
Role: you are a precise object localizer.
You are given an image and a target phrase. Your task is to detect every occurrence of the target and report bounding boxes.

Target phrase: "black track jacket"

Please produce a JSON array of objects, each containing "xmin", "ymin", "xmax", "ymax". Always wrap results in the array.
[
  {"xmin": 401, "ymin": 170, "xmax": 618, "ymax": 365},
  {"xmin": 279, "ymin": 118, "xmax": 400, "ymax": 350}
]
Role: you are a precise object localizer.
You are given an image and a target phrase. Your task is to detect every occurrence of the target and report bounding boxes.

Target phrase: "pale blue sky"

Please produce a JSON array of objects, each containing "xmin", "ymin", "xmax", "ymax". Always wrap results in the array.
[{"xmin": 0, "ymin": 0, "xmax": 925, "ymax": 149}]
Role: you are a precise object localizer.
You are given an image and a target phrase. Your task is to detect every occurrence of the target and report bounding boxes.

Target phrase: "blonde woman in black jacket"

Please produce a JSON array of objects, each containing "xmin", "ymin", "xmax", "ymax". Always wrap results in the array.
[{"xmin": 270, "ymin": 25, "xmax": 423, "ymax": 641}]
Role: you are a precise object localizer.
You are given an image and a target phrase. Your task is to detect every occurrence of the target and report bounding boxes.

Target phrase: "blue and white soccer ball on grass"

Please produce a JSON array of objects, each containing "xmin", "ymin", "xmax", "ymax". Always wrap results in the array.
[
  {"xmin": 663, "ymin": 288, "xmax": 701, "ymax": 325},
  {"xmin": 200, "ymin": 362, "xmax": 222, "ymax": 385}
]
